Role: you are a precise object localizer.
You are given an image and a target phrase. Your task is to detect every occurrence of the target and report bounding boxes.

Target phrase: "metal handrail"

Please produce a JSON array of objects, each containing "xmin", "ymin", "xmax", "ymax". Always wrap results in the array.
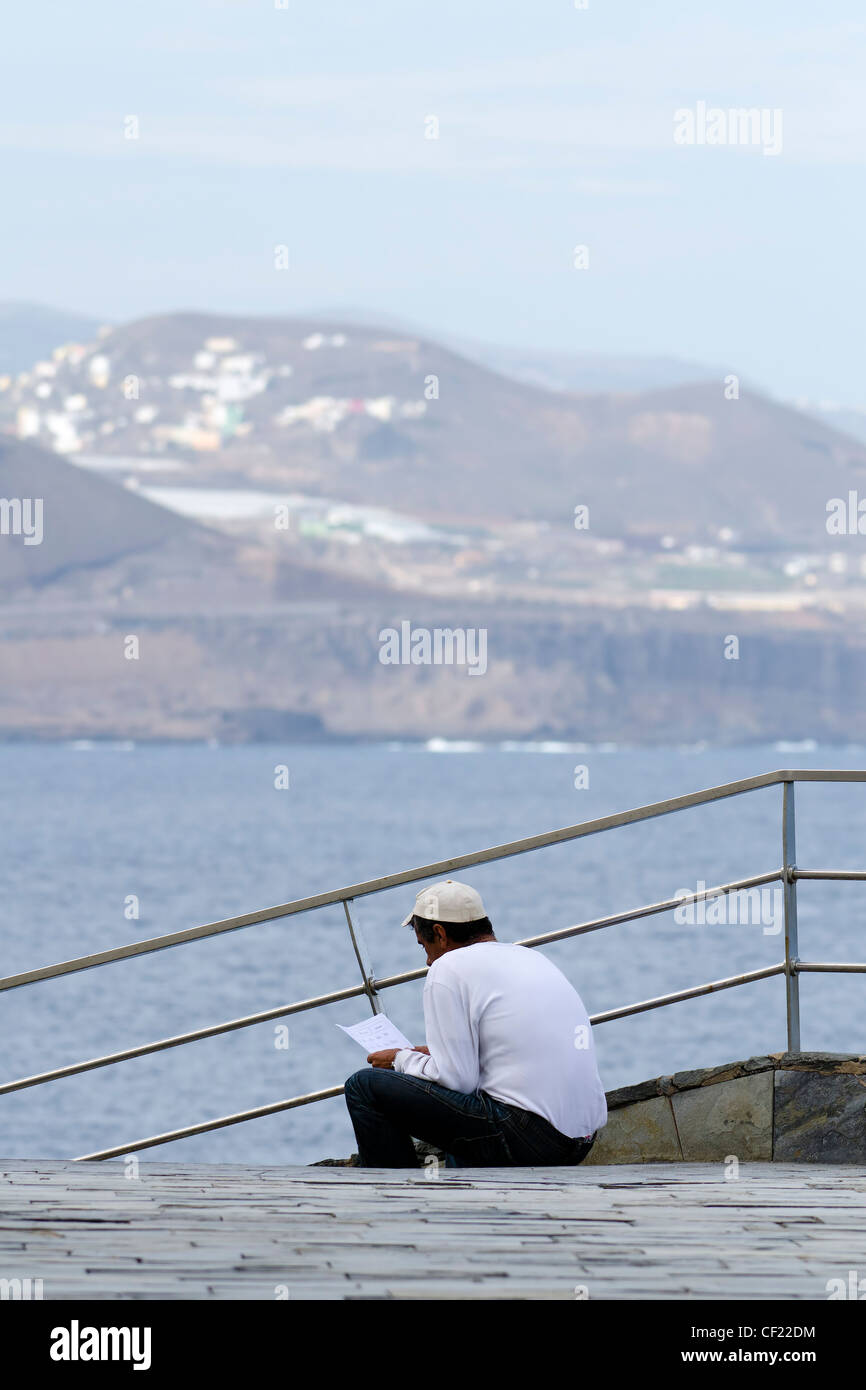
[
  {"xmin": 0, "ymin": 768, "xmax": 803, "ymax": 996},
  {"xmin": 2, "ymin": 768, "xmax": 864, "ymax": 1162},
  {"xmin": 0, "ymin": 870, "xmax": 783, "ymax": 1099}
]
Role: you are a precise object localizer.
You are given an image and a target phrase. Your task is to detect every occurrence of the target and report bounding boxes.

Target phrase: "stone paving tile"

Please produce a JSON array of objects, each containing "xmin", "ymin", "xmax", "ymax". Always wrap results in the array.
[{"xmin": 2, "ymin": 1159, "xmax": 866, "ymax": 1299}]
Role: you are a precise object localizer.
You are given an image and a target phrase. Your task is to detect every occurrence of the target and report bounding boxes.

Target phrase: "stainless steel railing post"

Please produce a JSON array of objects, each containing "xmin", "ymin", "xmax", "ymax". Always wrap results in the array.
[
  {"xmin": 343, "ymin": 899, "xmax": 381, "ymax": 1015},
  {"xmin": 782, "ymin": 780, "xmax": 801, "ymax": 1052}
]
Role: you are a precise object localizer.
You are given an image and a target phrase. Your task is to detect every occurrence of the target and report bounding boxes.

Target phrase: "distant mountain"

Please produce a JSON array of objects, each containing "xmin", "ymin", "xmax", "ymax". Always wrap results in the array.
[
  {"xmin": 3, "ymin": 310, "xmax": 866, "ymax": 550},
  {"xmin": 0, "ymin": 438, "xmax": 197, "ymax": 589},
  {"xmin": 6, "ymin": 311, "xmax": 866, "ymax": 746},
  {"xmin": 0, "ymin": 438, "xmax": 401, "ymax": 612},
  {"xmin": 0, "ymin": 302, "xmax": 103, "ymax": 376},
  {"xmin": 312, "ymin": 307, "xmax": 720, "ymax": 393}
]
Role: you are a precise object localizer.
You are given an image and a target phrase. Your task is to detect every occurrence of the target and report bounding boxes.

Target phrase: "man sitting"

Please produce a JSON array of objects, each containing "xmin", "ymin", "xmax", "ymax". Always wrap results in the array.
[{"xmin": 344, "ymin": 879, "xmax": 607, "ymax": 1167}]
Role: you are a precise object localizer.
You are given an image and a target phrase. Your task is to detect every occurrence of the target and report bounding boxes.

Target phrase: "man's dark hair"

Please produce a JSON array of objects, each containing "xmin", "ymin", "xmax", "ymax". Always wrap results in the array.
[{"xmin": 410, "ymin": 913, "xmax": 494, "ymax": 945}]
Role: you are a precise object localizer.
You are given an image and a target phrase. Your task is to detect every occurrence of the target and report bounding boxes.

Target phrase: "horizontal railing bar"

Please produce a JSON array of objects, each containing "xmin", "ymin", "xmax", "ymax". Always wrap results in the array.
[
  {"xmin": 0, "ymin": 871, "xmax": 784, "ymax": 1096},
  {"xmin": 370, "ymin": 872, "xmax": 785, "ymax": 989},
  {"xmin": 795, "ymin": 961, "xmax": 866, "ymax": 973},
  {"xmin": 590, "ymin": 962, "xmax": 787, "ymax": 1023},
  {"xmin": 75, "ymin": 1085, "xmax": 347, "ymax": 1162},
  {"xmin": 11, "ymin": 768, "xmax": 866, "ymax": 999},
  {"xmin": 1, "ymin": 769, "xmax": 795, "ymax": 995},
  {"xmin": 368, "ymin": 966, "xmax": 427, "ymax": 992},
  {"xmin": 793, "ymin": 870, "xmax": 866, "ymax": 881},
  {"xmin": 0, "ymin": 982, "xmax": 370, "ymax": 1097},
  {"xmin": 512, "ymin": 872, "xmax": 783, "ymax": 951},
  {"xmin": 780, "ymin": 770, "xmax": 866, "ymax": 781}
]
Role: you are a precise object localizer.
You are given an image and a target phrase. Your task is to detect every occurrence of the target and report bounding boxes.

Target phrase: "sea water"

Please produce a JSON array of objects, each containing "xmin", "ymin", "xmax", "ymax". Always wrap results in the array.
[{"xmin": 1, "ymin": 741, "xmax": 864, "ymax": 1165}]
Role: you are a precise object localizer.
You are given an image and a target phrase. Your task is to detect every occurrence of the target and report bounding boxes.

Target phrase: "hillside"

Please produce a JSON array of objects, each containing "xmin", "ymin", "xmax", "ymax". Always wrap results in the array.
[
  {"xmin": 2, "ymin": 311, "xmax": 864, "ymax": 550},
  {"xmin": 0, "ymin": 439, "xmax": 197, "ymax": 589},
  {"xmin": 1, "ymin": 593, "xmax": 865, "ymax": 745},
  {"xmin": 4, "ymin": 312, "xmax": 866, "ymax": 745},
  {"xmin": 308, "ymin": 306, "xmax": 721, "ymax": 392},
  {"xmin": 447, "ymin": 337, "xmax": 723, "ymax": 395},
  {"xmin": 0, "ymin": 438, "xmax": 405, "ymax": 610}
]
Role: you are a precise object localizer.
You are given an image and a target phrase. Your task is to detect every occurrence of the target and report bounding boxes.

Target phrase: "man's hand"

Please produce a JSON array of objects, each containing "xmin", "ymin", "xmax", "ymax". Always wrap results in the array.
[
  {"xmin": 413, "ymin": 1045, "xmax": 430, "ymax": 1054},
  {"xmin": 367, "ymin": 1048, "xmax": 401, "ymax": 1069}
]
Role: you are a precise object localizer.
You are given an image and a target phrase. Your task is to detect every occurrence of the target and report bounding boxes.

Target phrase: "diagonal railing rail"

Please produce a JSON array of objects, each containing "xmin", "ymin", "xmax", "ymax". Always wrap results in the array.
[{"xmin": 2, "ymin": 769, "xmax": 865, "ymax": 1162}]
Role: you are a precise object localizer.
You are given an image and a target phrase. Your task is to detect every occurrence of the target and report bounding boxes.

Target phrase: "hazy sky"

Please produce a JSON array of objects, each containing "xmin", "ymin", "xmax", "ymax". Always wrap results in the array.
[{"xmin": 3, "ymin": 0, "xmax": 865, "ymax": 403}]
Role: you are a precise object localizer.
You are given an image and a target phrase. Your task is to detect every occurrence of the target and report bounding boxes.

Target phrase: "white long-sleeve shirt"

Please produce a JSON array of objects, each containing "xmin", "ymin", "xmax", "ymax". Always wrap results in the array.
[{"xmin": 393, "ymin": 941, "xmax": 607, "ymax": 1139}]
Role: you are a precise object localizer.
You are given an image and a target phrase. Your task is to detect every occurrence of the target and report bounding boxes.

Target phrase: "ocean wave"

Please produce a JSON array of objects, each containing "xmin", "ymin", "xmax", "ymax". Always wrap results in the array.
[
  {"xmin": 422, "ymin": 737, "xmax": 612, "ymax": 753},
  {"xmin": 424, "ymin": 738, "xmax": 486, "ymax": 753}
]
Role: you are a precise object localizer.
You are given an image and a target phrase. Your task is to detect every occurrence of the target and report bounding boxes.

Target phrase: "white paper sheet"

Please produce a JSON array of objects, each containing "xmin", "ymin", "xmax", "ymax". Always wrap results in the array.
[{"xmin": 337, "ymin": 1014, "xmax": 414, "ymax": 1053}]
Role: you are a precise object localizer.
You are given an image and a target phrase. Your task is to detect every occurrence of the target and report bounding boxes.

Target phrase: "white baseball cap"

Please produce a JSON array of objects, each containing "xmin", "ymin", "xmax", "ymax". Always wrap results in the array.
[{"xmin": 402, "ymin": 879, "xmax": 487, "ymax": 927}]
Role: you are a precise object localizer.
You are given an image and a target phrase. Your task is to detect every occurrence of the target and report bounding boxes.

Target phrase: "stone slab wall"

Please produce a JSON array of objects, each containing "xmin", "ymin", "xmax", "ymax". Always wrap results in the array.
[{"xmin": 584, "ymin": 1053, "xmax": 866, "ymax": 1165}]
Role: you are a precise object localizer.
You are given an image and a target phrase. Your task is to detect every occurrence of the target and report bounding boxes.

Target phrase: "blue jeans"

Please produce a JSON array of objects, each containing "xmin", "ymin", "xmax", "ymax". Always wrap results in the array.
[{"xmin": 344, "ymin": 1067, "xmax": 597, "ymax": 1168}]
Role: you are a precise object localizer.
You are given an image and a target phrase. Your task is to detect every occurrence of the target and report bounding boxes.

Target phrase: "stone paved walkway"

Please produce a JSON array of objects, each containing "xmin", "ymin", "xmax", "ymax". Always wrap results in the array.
[{"xmin": 2, "ymin": 1160, "xmax": 865, "ymax": 1300}]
